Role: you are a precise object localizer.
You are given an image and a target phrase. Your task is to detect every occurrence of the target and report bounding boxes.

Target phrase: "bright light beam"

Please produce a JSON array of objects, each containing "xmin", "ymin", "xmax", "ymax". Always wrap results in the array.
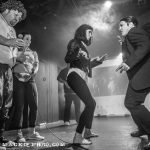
[
  {"xmin": 115, "ymin": 53, "xmax": 122, "ymax": 64},
  {"xmin": 104, "ymin": 1, "xmax": 112, "ymax": 9}
]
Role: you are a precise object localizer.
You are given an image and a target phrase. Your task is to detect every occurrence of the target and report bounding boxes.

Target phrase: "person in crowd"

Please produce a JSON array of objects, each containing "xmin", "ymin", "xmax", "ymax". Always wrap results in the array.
[
  {"xmin": 57, "ymin": 64, "xmax": 81, "ymax": 125},
  {"xmin": 0, "ymin": 0, "xmax": 27, "ymax": 147},
  {"xmin": 12, "ymin": 33, "xmax": 44, "ymax": 142},
  {"xmin": 65, "ymin": 24, "xmax": 107, "ymax": 145},
  {"xmin": 116, "ymin": 16, "xmax": 150, "ymax": 149}
]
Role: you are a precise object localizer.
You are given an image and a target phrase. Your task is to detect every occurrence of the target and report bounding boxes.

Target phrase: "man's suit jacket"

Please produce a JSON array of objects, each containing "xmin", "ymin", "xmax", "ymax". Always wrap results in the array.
[{"xmin": 122, "ymin": 27, "xmax": 150, "ymax": 90}]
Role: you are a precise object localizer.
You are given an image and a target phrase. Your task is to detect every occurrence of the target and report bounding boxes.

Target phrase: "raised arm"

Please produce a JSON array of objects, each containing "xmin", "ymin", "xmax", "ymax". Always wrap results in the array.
[{"xmin": 91, "ymin": 54, "xmax": 108, "ymax": 68}]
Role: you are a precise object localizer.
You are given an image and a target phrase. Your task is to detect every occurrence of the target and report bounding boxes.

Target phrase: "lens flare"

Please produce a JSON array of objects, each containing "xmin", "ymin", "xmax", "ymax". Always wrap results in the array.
[{"xmin": 104, "ymin": 1, "xmax": 112, "ymax": 9}]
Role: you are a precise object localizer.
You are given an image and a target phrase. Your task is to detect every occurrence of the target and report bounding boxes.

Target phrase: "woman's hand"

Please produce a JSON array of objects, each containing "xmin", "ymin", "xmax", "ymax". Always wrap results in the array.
[
  {"xmin": 78, "ymin": 49, "xmax": 88, "ymax": 59},
  {"xmin": 96, "ymin": 53, "xmax": 108, "ymax": 63}
]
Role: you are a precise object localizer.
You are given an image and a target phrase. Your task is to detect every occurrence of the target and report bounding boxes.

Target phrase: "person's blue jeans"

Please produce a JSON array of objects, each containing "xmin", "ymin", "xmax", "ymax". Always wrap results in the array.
[{"xmin": 12, "ymin": 76, "xmax": 38, "ymax": 130}]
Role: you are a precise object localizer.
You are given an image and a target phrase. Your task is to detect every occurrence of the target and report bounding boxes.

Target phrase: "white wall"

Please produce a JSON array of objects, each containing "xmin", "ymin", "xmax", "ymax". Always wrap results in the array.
[
  {"xmin": 94, "ymin": 91, "xmax": 150, "ymax": 117},
  {"xmin": 36, "ymin": 60, "xmax": 59, "ymax": 123},
  {"xmin": 145, "ymin": 93, "xmax": 150, "ymax": 111},
  {"xmin": 94, "ymin": 95, "xmax": 129, "ymax": 116}
]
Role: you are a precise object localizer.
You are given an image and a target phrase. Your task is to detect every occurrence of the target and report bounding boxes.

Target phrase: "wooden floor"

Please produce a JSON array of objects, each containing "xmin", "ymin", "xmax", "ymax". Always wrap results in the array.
[{"xmin": 4, "ymin": 116, "xmax": 149, "ymax": 150}]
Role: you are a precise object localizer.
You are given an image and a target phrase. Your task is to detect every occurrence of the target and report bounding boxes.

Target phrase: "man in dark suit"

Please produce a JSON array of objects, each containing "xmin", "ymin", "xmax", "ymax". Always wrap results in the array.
[{"xmin": 116, "ymin": 16, "xmax": 150, "ymax": 149}]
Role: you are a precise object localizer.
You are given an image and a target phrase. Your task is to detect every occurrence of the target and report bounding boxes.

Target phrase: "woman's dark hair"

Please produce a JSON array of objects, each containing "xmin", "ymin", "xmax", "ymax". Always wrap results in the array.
[
  {"xmin": 120, "ymin": 16, "xmax": 138, "ymax": 27},
  {"xmin": 74, "ymin": 24, "xmax": 93, "ymax": 42},
  {"xmin": 1, "ymin": 0, "xmax": 27, "ymax": 20}
]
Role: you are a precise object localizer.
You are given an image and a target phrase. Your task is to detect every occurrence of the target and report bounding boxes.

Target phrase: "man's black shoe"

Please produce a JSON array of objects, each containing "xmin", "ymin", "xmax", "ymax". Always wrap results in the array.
[
  {"xmin": 130, "ymin": 131, "xmax": 146, "ymax": 137},
  {"xmin": 144, "ymin": 142, "xmax": 150, "ymax": 150}
]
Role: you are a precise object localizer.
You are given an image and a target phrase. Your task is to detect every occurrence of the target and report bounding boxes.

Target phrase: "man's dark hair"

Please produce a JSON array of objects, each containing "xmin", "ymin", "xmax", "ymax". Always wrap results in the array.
[
  {"xmin": 1, "ymin": 0, "xmax": 27, "ymax": 20},
  {"xmin": 74, "ymin": 24, "xmax": 93, "ymax": 41},
  {"xmin": 120, "ymin": 16, "xmax": 138, "ymax": 27}
]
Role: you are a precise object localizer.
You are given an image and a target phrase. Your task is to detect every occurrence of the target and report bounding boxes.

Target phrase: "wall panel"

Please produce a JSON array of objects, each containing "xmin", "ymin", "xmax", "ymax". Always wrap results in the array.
[{"xmin": 36, "ymin": 60, "xmax": 58, "ymax": 124}]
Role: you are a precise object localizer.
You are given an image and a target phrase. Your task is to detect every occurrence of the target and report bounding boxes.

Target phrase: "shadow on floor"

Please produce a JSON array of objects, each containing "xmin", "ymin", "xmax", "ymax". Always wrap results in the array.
[{"xmin": 4, "ymin": 116, "xmax": 150, "ymax": 150}]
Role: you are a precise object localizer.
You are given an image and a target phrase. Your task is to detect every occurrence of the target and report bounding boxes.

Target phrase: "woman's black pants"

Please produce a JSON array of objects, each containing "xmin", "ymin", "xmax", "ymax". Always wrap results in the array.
[{"xmin": 67, "ymin": 72, "xmax": 96, "ymax": 134}]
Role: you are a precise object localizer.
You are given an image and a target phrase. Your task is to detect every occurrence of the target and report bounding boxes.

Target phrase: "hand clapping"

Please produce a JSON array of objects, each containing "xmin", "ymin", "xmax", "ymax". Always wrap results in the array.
[{"xmin": 7, "ymin": 38, "xmax": 27, "ymax": 48}]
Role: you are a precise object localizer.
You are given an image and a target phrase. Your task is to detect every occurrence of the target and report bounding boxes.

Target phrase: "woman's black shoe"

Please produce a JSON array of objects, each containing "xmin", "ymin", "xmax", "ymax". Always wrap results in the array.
[{"xmin": 130, "ymin": 131, "xmax": 146, "ymax": 137}]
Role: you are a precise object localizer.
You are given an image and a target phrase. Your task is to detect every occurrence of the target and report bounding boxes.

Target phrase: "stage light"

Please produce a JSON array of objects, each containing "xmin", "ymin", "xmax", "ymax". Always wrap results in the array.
[
  {"xmin": 116, "ymin": 53, "xmax": 122, "ymax": 64},
  {"xmin": 104, "ymin": 1, "xmax": 112, "ymax": 9},
  {"xmin": 75, "ymin": 0, "xmax": 115, "ymax": 31},
  {"xmin": 117, "ymin": 53, "xmax": 122, "ymax": 58}
]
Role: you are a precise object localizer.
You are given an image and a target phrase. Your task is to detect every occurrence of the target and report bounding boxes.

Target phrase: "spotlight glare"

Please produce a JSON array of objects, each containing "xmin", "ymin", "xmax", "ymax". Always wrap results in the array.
[
  {"xmin": 104, "ymin": 1, "xmax": 112, "ymax": 9},
  {"xmin": 116, "ymin": 53, "xmax": 122, "ymax": 64}
]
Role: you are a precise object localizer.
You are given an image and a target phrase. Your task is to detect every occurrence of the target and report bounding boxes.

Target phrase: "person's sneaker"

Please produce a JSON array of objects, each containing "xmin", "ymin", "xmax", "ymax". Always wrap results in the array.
[
  {"xmin": 27, "ymin": 132, "xmax": 44, "ymax": 141},
  {"xmin": 14, "ymin": 133, "xmax": 26, "ymax": 143},
  {"xmin": 73, "ymin": 133, "xmax": 92, "ymax": 145},
  {"xmin": 64, "ymin": 121, "xmax": 70, "ymax": 126}
]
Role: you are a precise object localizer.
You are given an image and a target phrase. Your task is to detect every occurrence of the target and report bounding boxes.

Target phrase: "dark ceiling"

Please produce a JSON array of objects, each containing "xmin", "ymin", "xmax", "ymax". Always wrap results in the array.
[
  {"xmin": 2, "ymin": 0, "xmax": 149, "ymax": 18},
  {"xmin": 19, "ymin": 0, "xmax": 150, "ymax": 18},
  {"xmin": 0, "ymin": 0, "xmax": 150, "ymax": 65}
]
